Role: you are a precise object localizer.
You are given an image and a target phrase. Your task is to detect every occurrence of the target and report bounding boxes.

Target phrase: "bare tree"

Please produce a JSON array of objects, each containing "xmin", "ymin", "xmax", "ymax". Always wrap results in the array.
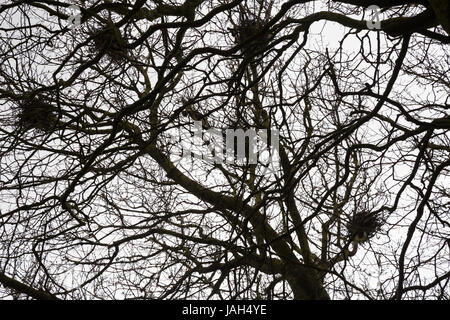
[{"xmin": 0, "ymin": 0, "xmax": 448, "ymax": 300}]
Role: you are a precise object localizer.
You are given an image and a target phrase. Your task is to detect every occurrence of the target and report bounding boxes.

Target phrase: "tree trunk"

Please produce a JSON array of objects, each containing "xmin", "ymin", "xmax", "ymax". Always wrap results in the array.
[{"xmin": 286, "ymin": 266, "xmax": 330, "ymax": 300}]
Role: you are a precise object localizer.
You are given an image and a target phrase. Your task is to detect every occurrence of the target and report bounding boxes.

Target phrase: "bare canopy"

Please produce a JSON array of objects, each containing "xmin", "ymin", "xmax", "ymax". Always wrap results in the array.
[{"xmin": 0, "ymin": 0, "xmax": 449, "ymax": 300}]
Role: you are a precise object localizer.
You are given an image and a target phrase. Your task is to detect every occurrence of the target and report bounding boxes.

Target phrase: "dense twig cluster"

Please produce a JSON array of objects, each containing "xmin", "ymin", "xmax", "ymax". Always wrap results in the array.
[
  {"xmin": 89, "ymin": 25, "xmax": 130, "ymax": 63},
  {"xmin": 347, "ymin": 211, "xmax": 384, "ymax": 242},
  {"xmin": 230, "ymin": 18, "xmax": 270, "ymax": 56},
  {"xmin": 14, "ymin": 97, "xmax": 58, "ymax": 133}
]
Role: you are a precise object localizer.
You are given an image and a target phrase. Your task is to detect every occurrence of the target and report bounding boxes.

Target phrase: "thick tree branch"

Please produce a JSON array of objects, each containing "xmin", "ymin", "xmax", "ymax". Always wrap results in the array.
[{"xmin": 0, "ymin": 271, "xmax": 59, "ymax": 300}]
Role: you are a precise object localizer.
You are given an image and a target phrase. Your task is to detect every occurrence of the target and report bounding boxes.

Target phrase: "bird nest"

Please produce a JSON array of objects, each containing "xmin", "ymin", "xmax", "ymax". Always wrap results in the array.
[
  {"xmin": 346, "ymin": 211, "xmax": 383, "ymax": 243},
  {"xmin": 89, "ymin": 25, "xmax": 130, "ymax": 63},
  {"xmin": 14, "ymin": 97, "xmax": 58, "ymax": 133},
  {"xmin": 230, "ymin": 19, "xmax": 270, "ymax": 55}
]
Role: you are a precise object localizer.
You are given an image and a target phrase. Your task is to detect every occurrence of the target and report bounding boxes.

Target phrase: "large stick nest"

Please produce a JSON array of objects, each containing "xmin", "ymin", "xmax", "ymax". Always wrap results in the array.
[
  {"xmin": 230, "ymin": 18, "xmax": 270, "ymax": 55},
  {"xmin": 89, "ymin": 25, "xmax": 130, "ymax": 63},
  {"xmin": 346, "ymin": 211, "xmax": 384, "ymax": 242},
  {"xmin": 14, "ymin": 97, "xmax": 58, "ymax": 133}
]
